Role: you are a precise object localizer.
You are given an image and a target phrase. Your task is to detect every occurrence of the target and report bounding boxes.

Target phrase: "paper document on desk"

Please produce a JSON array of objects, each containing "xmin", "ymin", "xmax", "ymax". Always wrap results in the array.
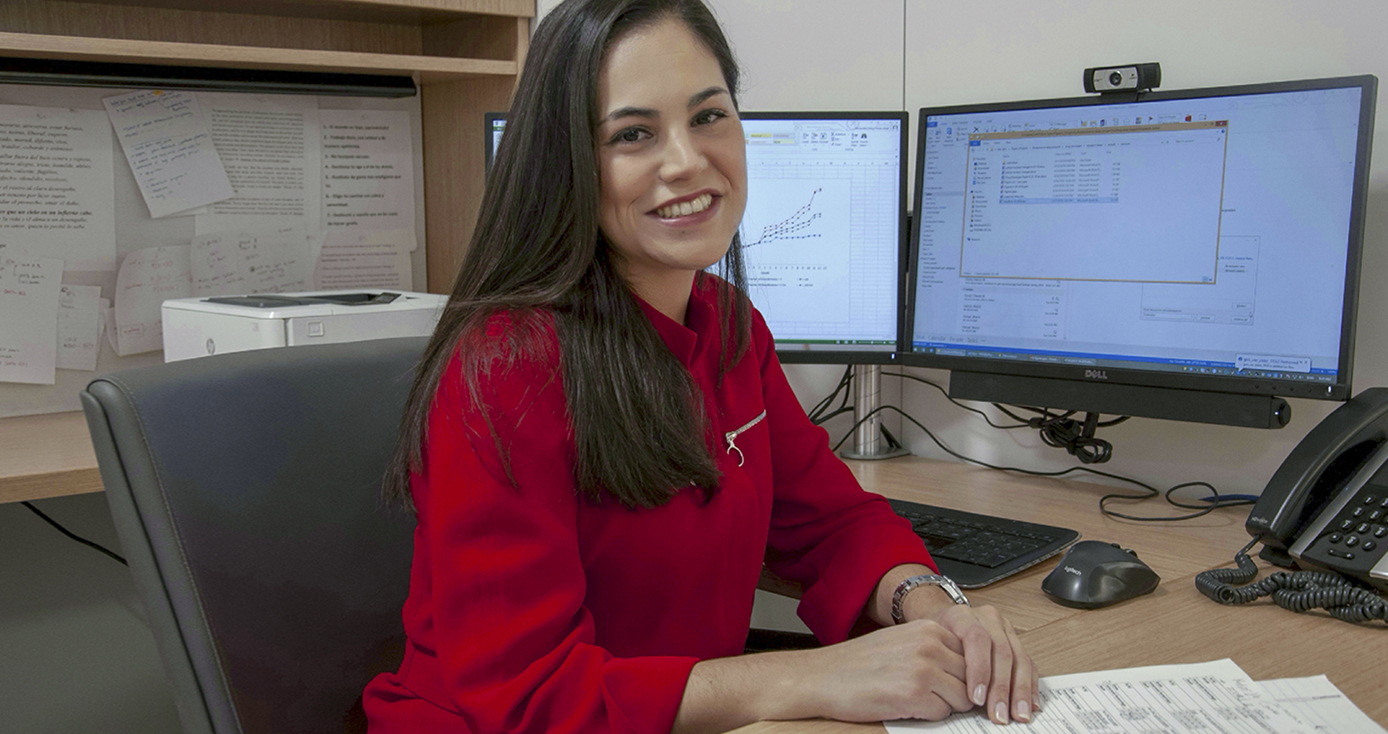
[
  {"xmin": 886, "ymin": 659, "xmax": 1312, "ymax": 733},
  {"xmin": 1259, "ymin": 675, "xmax": 1386, "ymax": 733}
]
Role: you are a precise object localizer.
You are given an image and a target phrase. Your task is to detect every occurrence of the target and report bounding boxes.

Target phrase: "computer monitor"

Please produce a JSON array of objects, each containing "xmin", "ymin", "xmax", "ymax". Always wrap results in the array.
[
  {"xmin": 484, "ymin": 112, "xmax": 506, "ymax": 171},
  {"xmin": 903, "ymin": 75, "xmax": 1377, "ymax": 428},
  {"xmin": 740, "ymin": 111, "xmax": 907, "ymax": 363}
]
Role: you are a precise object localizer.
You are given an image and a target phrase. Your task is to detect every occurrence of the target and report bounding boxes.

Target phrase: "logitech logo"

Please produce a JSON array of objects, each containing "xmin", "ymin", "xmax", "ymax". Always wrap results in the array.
[
  {"xmin": 1064, "ymin": 566, "xmax": 1082, "ymax": 576},
  {"xmin": 1085, "ymin": 369, "xmax": 1108, "ymax": 380}
]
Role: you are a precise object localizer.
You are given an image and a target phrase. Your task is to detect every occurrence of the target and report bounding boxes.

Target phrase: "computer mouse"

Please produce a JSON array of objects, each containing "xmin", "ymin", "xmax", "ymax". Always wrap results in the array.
[{"xmin": 1041, "ymin": 540, "xmax": 1161, "ymax": 609}]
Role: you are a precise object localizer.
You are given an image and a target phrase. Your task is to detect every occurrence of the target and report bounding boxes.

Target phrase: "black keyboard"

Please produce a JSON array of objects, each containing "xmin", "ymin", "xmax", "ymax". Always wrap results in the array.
[{"xmin": 889, "ymin": 499, "xmax": 1081, "ymax": 588}]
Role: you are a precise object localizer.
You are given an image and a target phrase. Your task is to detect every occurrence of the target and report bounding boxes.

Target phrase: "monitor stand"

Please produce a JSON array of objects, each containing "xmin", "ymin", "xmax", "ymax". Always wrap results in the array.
[{"xmin": 839, "ymin": 364, "xmax": 911, "ymax": 460}]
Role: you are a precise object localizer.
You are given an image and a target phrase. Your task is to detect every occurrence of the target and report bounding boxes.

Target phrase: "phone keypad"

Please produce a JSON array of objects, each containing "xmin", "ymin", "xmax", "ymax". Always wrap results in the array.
[{"xmin": 1309, "ymin": 484, "xmax": 1388, "ymax": 579}]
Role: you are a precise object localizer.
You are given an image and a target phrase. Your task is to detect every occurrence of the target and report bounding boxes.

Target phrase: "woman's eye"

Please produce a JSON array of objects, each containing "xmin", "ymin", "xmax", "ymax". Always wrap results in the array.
[
  {"xmin": 613, "ymin": 128, "xmax": 648, "ymax": 144},
  {"xmin": 694, "ymin": 109, "xmax": 727, "ymax": 126}
]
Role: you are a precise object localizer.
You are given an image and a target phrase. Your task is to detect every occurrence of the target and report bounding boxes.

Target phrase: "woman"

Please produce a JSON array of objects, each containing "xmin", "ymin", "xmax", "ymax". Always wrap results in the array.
[{"xmin": 364, "ymin": 1, "xmax": 1037, "ymax": 731}]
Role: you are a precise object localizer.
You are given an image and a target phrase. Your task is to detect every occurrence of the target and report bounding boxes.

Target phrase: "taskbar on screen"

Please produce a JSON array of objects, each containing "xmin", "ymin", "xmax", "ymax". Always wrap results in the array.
[{"xmin": 911, "ymin": 343, "xmax": 1337, "ymax": 384}]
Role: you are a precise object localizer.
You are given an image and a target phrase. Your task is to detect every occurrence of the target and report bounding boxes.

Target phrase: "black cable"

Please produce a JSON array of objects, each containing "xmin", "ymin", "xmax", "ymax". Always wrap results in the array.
[
  {"xmin": 1195, "ymin": 538, "xmax": 1387, "ymax": 625},
  {"xmin": 877, "ymin": 372, "xmax": 1130, "ymax": 462},
  {"xmin": 21, "ymin": 501, "xmax": 128, "ymax": 566},
  {"xmin": 808, "ymin": 365, "xmax": 854, "ymax": 426},
  {"xmin": 832, "ymin": 403, "xmax": 1251, "ymax": 521},
  {"xmin": 881, "ymin": 371, "xmax": 1030, "ymax": 429}
]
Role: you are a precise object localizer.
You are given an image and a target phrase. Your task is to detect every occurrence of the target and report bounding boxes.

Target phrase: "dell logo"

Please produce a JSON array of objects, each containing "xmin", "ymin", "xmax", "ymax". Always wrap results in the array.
[{"xmin": 1085, "ymin": 369, "xmax": 1108, "ymax": 380}]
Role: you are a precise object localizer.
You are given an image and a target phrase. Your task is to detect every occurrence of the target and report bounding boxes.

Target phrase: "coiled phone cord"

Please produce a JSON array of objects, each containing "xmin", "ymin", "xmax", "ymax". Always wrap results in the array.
[{"xmin": 1195, "ymin": 538, "xmax": 1388, "ymax": 625}]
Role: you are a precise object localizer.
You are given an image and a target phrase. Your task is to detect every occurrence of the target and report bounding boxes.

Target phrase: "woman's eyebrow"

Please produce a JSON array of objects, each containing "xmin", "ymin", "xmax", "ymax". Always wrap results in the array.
[
  {"xmin": 601, "ymin": 86, "xmax": 730, "ymax": 125},
  {"xmin": 603, "ymin": 105, "xmax": 658, "ymax": 124},
  {"xmin": 687, "ymin": 86, "xmax": 728, "ymax": 108}
]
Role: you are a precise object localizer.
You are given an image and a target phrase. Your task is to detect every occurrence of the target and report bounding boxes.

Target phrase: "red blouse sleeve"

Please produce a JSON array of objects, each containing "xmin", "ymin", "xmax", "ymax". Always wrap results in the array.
[
  {"xmin": 751, "ymin": 310, "xmax": 937, "ymax": 644},
  {"xmin": 413, "ymin": 316, "xmax": 697, "ymax": 734}
]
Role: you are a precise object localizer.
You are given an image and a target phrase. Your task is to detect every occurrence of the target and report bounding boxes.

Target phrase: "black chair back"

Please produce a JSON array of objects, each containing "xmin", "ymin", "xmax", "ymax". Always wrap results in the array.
[{"xmin": 80, "ymin": 337, "xmax": 424, "ymax": 734}]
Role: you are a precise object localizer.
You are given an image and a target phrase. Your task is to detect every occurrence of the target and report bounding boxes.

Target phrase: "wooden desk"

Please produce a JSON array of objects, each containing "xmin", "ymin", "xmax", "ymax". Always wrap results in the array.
[
  {"xmin": 738, "ymin": 456, "xmax": 1387, "ymax": 732},
  {"xmin": 0, "ymin": 412, "xmax": 101, "ymax": 504}
]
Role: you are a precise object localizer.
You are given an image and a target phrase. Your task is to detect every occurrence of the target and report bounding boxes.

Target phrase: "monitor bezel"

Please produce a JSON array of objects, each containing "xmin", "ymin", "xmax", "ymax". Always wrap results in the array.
[
  {"xmin": 900, "ymin": 74, "xmax": 1377, "ymax": 402},
  {"xmin": 739, "ymin": 110, "xmax": 910, "ymax": 365}
]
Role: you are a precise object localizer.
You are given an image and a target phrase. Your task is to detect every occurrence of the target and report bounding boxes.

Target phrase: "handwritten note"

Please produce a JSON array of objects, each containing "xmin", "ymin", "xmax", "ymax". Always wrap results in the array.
[
  {"xmin": 313, "ymin": 227, "xmax": 412, "ymax": 290},
  {"xmin": 191, "ymin": 227, "xmax": 311, "ymax": 297},
  {"xmin": 889, "ymin": 659, "xmax": 1313, "ymax": 734},
  {"xmin": 320, "ymin": 109, "xmax": 417, "ymax": 246},
  {"xmin": 56, "ymin": 284, "xmax": 102, "ymax": 371},
  {"xmin": 0, "ymin": 105, "xmax": 116, "ymax": 271},
  {"xmin": 0, "ymin": 254, "xmax": 63, "ymax": 384},
  {"xmin": 114, "ymin": 245, "xmax": 192, "ymax": 356},
  {"xmin": 103, "ymin": 90, "xmax": 234, "ymax": 218}
]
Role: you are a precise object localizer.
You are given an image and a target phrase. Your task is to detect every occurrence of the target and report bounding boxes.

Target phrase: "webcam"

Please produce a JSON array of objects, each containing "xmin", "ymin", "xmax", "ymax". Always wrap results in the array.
[{"xmin": 1084, "ymin": 63, "xmax": 1161, "ymax": 93}]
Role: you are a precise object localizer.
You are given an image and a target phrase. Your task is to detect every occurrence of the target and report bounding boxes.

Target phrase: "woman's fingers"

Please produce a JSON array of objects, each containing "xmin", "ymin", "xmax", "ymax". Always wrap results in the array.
[
  {"xmin": 935, "ymin": 604, "xmax": 1035, "ymax": 725},
  {"xmin": 1004, "ymin": 618, "xmax": 1037, "ymax": 723}
]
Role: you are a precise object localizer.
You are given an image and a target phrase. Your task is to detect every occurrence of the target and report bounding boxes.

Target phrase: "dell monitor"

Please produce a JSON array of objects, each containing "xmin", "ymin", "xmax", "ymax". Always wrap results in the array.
[
  {"xmin": 904, "ymin": 75, "xmax": 1377, "ymax": 428},
  {"xmin": 739, "ymin": 111, "xmax": 907, "ymax": 363}
]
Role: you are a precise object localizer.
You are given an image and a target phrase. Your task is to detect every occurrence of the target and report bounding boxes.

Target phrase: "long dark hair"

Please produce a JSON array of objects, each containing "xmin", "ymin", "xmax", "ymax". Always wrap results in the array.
[{"xmin": 385, "ymin": 0, "xmax": 751, "ymax": 511}]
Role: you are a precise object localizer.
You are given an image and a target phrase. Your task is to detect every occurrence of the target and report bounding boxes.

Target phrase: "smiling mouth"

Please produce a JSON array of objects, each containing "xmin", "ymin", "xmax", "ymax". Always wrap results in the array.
[{"xmin": 654, "ymin": 193, "xmax": 715, "ymax": 219}]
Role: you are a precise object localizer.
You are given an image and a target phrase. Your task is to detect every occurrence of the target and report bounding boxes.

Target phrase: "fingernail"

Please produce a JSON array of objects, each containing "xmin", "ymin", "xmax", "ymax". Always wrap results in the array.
[
  {"xmin": 974, "ymin": 685, "xmax": 987, "ymax": 706},
  {"xmin": 1015, "ymin": 699, "xmax": 1031, "ymax": 722},
  {"xmin": 995, "ymin": 701, "xmax": 1008, "ymax": 723}
]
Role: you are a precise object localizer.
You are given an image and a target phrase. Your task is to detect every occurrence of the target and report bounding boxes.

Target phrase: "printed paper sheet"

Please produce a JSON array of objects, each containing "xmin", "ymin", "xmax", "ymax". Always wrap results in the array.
[
  {"xmin": 0, "ymin": 105, "xmax": 115, "ymax": 271},
  {"xmin": 886, "ymin": 659, "xmax": 1314, "ymax": 734}
]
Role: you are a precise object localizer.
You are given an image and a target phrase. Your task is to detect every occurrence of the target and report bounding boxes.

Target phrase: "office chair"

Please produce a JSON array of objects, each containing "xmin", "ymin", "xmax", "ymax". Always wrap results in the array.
[{"xmin": 81, "ymin": 337, "xmax": 425, "ymax": 734}]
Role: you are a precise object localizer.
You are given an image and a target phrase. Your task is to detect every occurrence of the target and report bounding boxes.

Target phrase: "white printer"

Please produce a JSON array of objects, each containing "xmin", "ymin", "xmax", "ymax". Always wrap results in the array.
[{"xmin": 161, "ymin": 289, "xmax": 447, "ymax": 362}]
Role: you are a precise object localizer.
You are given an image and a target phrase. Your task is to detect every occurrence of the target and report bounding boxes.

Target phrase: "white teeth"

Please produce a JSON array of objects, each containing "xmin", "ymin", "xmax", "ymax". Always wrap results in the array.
[{"xmin": 657, "ymin": 193, "xmax": 712, "ymax": 219}]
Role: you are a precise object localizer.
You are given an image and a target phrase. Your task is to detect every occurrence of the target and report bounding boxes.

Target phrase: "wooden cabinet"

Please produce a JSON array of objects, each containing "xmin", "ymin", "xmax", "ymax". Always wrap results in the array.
[{"xmin": 0, "ymin": 0, "xmax": 534, "ymax": 503}]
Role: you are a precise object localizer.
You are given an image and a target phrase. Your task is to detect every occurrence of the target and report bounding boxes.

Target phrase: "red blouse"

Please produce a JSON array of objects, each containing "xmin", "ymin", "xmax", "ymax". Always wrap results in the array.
[{"xmin": 363, "ymin": 281, "xmax": 935, "ymax": 733}]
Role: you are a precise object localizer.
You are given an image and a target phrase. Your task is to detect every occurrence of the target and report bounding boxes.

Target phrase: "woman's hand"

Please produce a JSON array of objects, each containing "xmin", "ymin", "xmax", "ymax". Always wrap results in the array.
[
  {"xmin": 874, "ymin": 564, "xmax": 1039, "ymax": 725},
  {"xmin": 674, "ymin": 620, "xmax": 973, "ymax": 733},
  {"xmin": 930, "ymin": 602, "xmax": 1038, "ymax": 724},
  {"xmin": 798, "ymin": 618, "xmax": 974, "ymax": 723}
]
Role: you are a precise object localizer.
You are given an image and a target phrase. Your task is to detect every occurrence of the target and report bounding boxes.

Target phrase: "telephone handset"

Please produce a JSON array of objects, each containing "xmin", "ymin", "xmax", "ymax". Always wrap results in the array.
[
  {"xmin": 1197, "ymin": 388, "xmax": 1388, "ymax": 624},
  {"xmin": 1248, "ymin": 386, "xmax": 1388, "ymax": 575}
]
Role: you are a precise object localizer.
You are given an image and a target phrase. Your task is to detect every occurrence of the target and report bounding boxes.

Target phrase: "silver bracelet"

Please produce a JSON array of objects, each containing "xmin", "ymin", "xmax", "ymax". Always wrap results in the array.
[{"xmin": 891, "ymin": 573, "xmax": 969, "ymax": 624}]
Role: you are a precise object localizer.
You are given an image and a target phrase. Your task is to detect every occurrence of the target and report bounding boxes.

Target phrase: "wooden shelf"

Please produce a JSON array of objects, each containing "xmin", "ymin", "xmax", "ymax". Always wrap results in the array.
[
  {"xmin": 0, "ymin": 412, "xmax": 102, "ymax": 504},
  {"xmin": 0, "ymin": 31, "xmax": 518, "ymax": 82}
]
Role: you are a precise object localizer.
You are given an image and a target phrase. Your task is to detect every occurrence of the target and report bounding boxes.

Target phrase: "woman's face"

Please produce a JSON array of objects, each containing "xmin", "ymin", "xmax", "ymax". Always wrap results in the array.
[{"xmin": 594, "ymin": 18, "xmax": 747, "ymax": 299}]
